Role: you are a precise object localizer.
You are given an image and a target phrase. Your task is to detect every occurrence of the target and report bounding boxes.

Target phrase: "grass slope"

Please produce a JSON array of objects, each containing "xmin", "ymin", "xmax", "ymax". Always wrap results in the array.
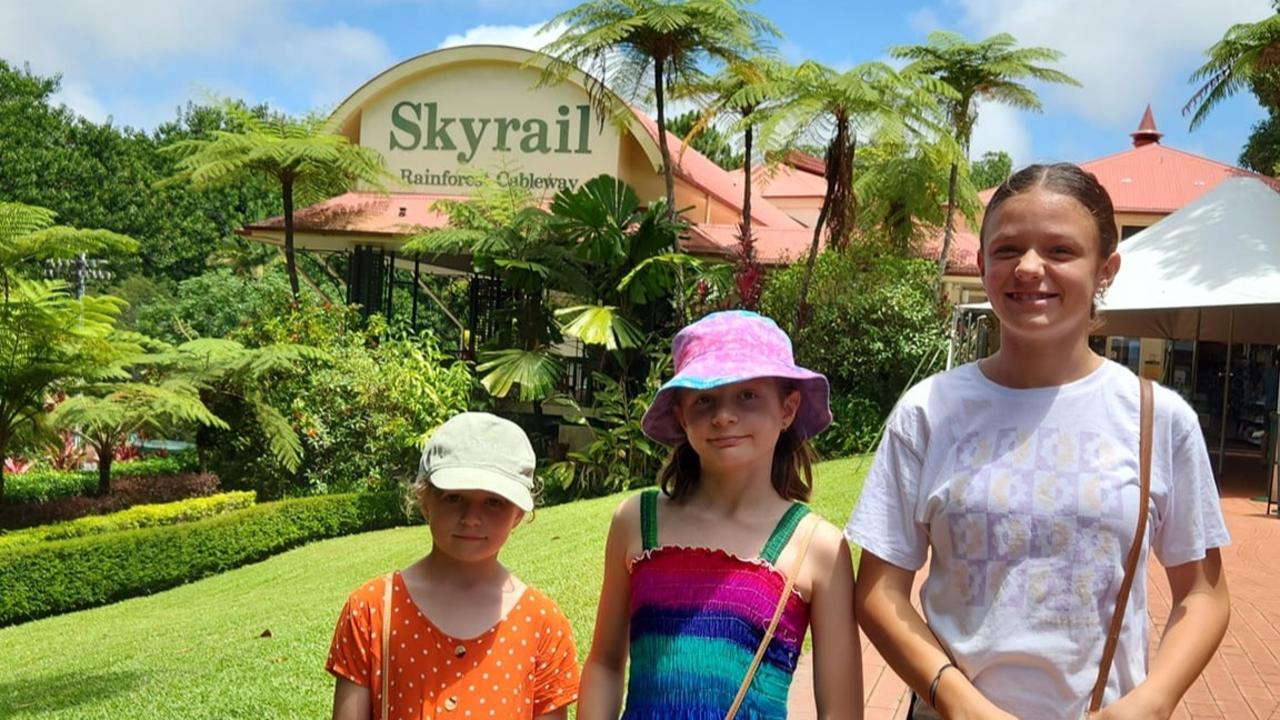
[{"xmin": 0, "ymin": 456, "xmax": 871, "ymax": 719}]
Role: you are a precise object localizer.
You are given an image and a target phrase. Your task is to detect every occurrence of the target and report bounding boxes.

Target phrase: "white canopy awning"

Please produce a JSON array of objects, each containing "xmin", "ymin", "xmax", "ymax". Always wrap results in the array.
[{"xmin": 1096, "ymin": 176, "xmax": 1280, "ymax": 344}]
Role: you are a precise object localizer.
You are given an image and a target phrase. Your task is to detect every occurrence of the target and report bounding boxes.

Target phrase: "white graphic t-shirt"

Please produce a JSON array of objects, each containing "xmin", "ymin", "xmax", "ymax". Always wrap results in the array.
[{"xmin": 846, "ymin": 360, "xmax": 1230, "ymax": 719}]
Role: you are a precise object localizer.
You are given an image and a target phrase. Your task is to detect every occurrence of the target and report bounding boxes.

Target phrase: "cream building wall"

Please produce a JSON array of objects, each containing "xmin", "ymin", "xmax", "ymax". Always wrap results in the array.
[{"xmin": 327, "ymin": 45, "xmax": 752, "ymax": 242}]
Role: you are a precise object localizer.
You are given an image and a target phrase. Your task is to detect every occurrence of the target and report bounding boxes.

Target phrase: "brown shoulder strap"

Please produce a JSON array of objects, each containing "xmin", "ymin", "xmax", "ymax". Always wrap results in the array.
[
  {"xmin": 725, "ymin": 516, "xmax": 819, "ymax": 720},
  {"xmin": 380, "ymin": 571, "xmax": 394, "ymax": 720},
  {"xmin": 1089, "ymin": 377, "xmax": 1153, "ymax": 712}
]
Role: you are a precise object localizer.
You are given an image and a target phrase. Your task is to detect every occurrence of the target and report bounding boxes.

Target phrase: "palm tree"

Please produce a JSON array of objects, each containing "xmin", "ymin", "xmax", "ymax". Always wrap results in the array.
[
  {"xmin": 537, "ymin": 0, "xmax": 779, "ymax": 224},
  {"xmin": 1185, "ymin": 9, "xmax": 1280, "ymax": 129},
  {"xmin": 161, "ymin": 101, "xmax": 391, "ymax": 300},
  {"xmin": 675, "ymin": 56, "xmax": 788, "ymax": 255},
  {"xmin": 890, "ymin": 31, "xmax": 1079, "ymax": 291},
  {"xmin": 49, "ymin": 380, "xmax": 226, "ymax": 496},
  {"xmin": 853, "ymin": 128, "xmax": 980, "ymax": 256},
  {"xmin": 759, "ymin": 60, "xmax": 948, "ymax": 331}
]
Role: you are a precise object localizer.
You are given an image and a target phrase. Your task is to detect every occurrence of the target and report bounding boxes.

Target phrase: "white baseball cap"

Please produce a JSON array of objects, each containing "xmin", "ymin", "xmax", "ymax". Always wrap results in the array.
[{"xmin": 416, "ymin": 412, "xmax": 535, "ymax": 512}]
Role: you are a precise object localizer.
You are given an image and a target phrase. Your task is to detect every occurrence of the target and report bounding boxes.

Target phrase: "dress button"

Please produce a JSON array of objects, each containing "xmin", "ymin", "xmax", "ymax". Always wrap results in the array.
[
  {"xmin": 454, "ymin": 644, "xmax": 466, "ymax": 657},
  {"xmin": 444, "ymin": 696, "xmax": 458, "ymax": 711}
]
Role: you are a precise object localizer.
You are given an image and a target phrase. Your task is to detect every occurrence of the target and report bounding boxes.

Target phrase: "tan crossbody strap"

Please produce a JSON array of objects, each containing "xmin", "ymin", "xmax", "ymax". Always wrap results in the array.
[
  {"xmin": 725, "ymin": 516, "xmax": 819, "ymax": 720},
  {"xmin": 380, "ymin": 571, "xmax": 394, "ymax": 720},
  {"xmin": 1088, "ymin": 377, "xmax": 1153, "ymax": 712}
]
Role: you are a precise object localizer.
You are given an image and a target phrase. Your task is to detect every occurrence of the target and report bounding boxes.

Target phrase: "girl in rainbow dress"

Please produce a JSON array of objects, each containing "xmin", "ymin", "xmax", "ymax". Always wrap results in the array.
[{"xmin": 578, "ymin": 310, "xmax": 862, "ymax": 719}]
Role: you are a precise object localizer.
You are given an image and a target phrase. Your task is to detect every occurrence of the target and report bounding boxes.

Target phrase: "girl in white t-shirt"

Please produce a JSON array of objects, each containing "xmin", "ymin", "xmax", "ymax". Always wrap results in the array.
[{"xmin": 847, "ymin": 163, "xmax": 1231, "ymax": 719}]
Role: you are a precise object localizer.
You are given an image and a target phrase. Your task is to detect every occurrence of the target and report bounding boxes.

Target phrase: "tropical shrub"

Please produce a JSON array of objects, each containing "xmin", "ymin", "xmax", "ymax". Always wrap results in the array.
[
  {"xmin": 810, "ymin": 395, "xmax": 884, "ymax": 460},
  {"xmin": 760, "ymin": 245, "xmax": 947, "ymax": 455},
  {"xmin": 287, "ymin": 337, "xmax": 475, "ymax": 494},
  {"xmin": 204, "ymin": 305, "xmax": 474, "ymax": 497},
  {"xmin": 0, "ymin": 471, "xmax": 219, "ymax": 531},
  {"xmin": 0, "ymin": 491, "xmax": 255, "ymax": 548},
  {"xmin": 0, "ymin": 491, "xmax": 411, "ymax": 626},
  {"xmin": 404, "ymin": 173, "xmax": 696, "ymax": 405},
  {"xmin": 546, "ymin": 353, "xmax": 670, "ymax": 502},
  {"xmin": 136, "ymin": 268, "xmax": 302, "ymax": 343}
]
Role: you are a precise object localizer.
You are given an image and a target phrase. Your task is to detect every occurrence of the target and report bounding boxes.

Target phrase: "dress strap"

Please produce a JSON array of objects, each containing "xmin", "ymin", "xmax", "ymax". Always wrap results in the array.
[
  {"xmin": 640, "ymin": 489, "xmax": 660, "ymax": 551},
  {"xmin": 759, "ymin": 503, "xmax": 812, "ymax": 565}
]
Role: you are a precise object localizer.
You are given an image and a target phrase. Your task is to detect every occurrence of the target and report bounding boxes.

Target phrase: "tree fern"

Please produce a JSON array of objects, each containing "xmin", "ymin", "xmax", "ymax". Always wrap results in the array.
[
  {"xmin": 160, "ymin": 100, "xmax": 393, "ymax": 300},
  {"xmin": 247, "ymin": 397, "xmax": 304, "ymax": 474},
  {"xmin": 889, "ymin": 31, "xmax": 1078, "ymax": 292}
]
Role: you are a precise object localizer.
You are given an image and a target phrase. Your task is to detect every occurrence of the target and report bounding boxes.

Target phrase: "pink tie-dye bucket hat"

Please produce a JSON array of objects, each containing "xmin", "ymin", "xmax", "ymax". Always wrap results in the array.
[{"xmin": 641, "ymin": 310, "xmax": 832, "ymax": 446}]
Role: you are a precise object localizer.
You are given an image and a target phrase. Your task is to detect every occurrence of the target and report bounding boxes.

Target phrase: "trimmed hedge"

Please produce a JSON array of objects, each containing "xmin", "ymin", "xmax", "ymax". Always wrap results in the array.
[
  {"xmin": 0, "ymin": 491, "xmax": 411, "ymax": 626},
  {"xmin": 5, "ymin": 453, "xmax": 200, "ymax": 505},
  {"xmin": 0, "ymin": 491, "xmax": 256, "ymax": 549}
]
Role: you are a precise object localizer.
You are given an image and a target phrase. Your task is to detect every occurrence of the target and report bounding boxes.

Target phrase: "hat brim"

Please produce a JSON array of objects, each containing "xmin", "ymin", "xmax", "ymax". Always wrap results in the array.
[
  {"xmin": 641, "ymin": 356, "xmax": 832, "ymax": 446},
  {"xmin": 425, "ymin": 467, "xmax": 534, "ymax": 512}
]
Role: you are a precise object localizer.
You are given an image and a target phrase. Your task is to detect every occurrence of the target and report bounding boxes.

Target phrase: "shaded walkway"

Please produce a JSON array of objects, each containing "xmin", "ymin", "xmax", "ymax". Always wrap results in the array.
[{"xmin": 789, "ymin": 456, "xmax": 1280, "ymax": 719}]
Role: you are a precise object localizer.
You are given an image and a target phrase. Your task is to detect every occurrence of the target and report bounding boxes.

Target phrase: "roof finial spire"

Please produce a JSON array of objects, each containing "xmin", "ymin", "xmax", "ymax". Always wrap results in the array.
[{"xmin": 1131, "ymin": 105, "xmax": 1163, "ymax": 147}]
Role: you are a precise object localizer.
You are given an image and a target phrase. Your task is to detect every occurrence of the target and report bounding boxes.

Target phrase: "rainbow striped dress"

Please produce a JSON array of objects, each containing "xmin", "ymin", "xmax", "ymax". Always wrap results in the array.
[{"xmin": 621, "ymin": 489, "xmax": 812, "ymax": 719}]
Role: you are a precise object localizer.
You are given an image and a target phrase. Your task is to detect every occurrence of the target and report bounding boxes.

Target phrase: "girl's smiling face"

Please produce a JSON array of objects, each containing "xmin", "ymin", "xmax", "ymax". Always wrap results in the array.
[
  {"xmin": 979, "ymin": 189, "xmax": 1120, "ymax": 345},
  {"xmin": 673, "ymin": 378, "xmax": 800, "ymax": 471}
]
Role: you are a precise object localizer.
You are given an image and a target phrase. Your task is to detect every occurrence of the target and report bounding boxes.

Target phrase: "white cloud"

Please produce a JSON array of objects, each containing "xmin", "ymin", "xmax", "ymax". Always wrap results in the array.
[
  {"xmin": 947, "ymin": 0, "xmax": 1274, "ymax": 127},
  {"xmin": 247, "ymin": 22, "xmax": 392, "ymax": 110},
  {"xmin": 968, "ymin": 101, "xmax": 1032, "ymax": 167},
  {"xmin": 51, "ymin": 81, "xmax": 108, "ymax": 124},
  {"xmin": 0, "ymin": 0, "xmax": 256, "ymax": 76},
  {"xmin": 437, "ymin": 22, "xmax": 556, "ymax": 52},
  {"xmin": 0, "ymin": 0, "xmax": 393, "ymax": 125},
  {"xmin": 909, "ymin": 7, "xmax": 943, "ymax": 35}
]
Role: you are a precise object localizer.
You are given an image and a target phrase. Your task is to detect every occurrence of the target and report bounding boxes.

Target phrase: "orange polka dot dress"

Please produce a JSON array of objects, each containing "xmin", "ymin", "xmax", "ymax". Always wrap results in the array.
[{"xmin": 327, "ymin": 571, "xmax": 580, "ymax": 720}]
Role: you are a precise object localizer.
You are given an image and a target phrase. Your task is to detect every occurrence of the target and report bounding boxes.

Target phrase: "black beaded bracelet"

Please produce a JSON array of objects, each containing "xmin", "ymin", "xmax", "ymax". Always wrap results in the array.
[{"xmin": 929, "ymin": 661, "xmax": 957, "ymax": 709}]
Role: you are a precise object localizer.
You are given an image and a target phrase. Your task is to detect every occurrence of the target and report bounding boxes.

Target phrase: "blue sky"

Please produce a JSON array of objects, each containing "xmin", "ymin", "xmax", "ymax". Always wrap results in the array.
[{"xmin": 1, "ymin": 0, "xmax": 1273, "ymax": 169}]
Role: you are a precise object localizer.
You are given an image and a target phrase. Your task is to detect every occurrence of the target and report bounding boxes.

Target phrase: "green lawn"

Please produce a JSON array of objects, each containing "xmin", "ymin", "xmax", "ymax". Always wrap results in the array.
[{"xmin": 0, "ymin": 456, "xmax": 871, "ymax": 719}]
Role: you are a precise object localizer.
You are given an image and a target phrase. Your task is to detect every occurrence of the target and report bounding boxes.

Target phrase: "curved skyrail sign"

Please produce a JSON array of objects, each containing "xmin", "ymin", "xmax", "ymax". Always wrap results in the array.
[{"xmin": 349, "ymin": 49, "xmax": 624, "ymax": 195}]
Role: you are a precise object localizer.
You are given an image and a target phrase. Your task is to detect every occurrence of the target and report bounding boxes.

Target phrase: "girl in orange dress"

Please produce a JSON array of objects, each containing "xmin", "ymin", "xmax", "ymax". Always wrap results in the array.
[{"xmin": 327, "ymin": 412, "xmax": 580, "ymax": 720}]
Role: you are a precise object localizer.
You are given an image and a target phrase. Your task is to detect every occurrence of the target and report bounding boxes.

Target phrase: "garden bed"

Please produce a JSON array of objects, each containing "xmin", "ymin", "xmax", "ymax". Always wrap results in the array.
[
  {"xmin": 0, "ymin": 472, "xmax": 220, "ymax": 531},
  {"xmin": 0, "ymin": 491, "xmax": 411, "ymax": 626}
]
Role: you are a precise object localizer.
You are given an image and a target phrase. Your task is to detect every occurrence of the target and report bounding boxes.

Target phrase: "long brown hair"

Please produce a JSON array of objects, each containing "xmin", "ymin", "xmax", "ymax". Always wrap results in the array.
[{"xmin": 657, "ymin": 425, "xmax": 816, "ymax": 503}]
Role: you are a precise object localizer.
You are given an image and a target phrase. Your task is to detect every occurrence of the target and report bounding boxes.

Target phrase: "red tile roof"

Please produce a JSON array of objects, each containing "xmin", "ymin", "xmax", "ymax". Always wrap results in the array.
[
  {"xmin": 729, "ymin": 163, "xmax": 829, "ymax": 198},
  {"xmin": 779, "ymin": 149, "xmax": 826, "ymax": 177},
  {"xmin": 241, "ymin": 191, "xmax": 465, "ymax": 236},
  {"xmin": 686, "ymin": 223, "xmax": 820, "ymax": 264},
  {"xmin": 930, "ymin": 108, "xmax": 1280, "ymax": 276},
  {"xmin": 241, "ymin": 191, "xmax": 818, "ymax": 265},
  {"xmin": 1074, "ymin": 143, "xmax": 1267, "ymax": 214},
  {"xmin": 918, "ymin": 228, "xmax": 981, "ymax": 276},
  {"xmin": 630, "ymin": 112, "xmax": 804, "ymax": 230}
]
